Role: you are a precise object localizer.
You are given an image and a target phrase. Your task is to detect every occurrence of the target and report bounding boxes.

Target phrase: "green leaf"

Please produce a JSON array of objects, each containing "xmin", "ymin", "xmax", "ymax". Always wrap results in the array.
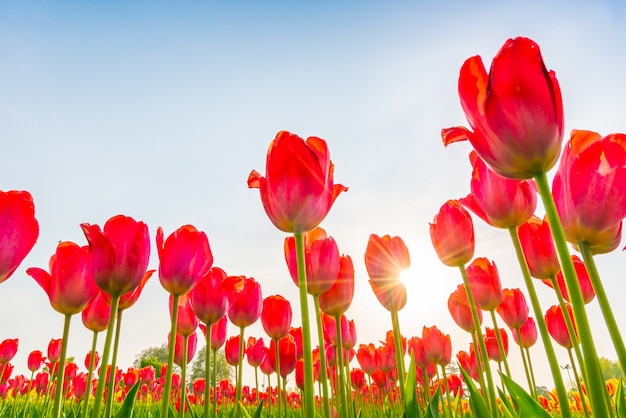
[
  {"xmin": 498, "ymin": 386, "xmax": 519, "ymax": 418},
  {"xmin": 460, "ymin": 367, "xmax": 491, "ymax": 417},
  {"xmin": 616, "ymin": 379, "xmax": 626, "ymax": 418},
  {"xmin": 501, "ymin": 373, "xmax": 551, "ymax": 418},
  {"xmin": 423, "ymin": 386, "xmax": 441, "ymax": 418},
  {"xmin": 115, "ymin": 381, "xmax": 141, "ymax": 418},
  {"xmin": 252, "ymin": 400, "xmax": 264, "ymax": 418},
  {"xmin": 403, "ymin": 352, "xmax": 418, "ymax": 418}
]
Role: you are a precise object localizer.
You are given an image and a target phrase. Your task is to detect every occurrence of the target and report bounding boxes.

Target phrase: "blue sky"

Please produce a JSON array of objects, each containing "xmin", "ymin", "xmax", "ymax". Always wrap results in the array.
[{"xmin": 2, "ymin": 0, "xmax": 626, "ymax": 391}]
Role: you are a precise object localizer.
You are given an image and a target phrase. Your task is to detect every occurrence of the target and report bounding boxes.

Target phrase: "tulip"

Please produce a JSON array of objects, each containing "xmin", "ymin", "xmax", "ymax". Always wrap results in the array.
[
  {"xmin": 448, "ymin": 285, "xmax": 481, "ymax": 333},
  {"xmin": 269, "ymin": 334, "xmax": 297, "ymax": 379},
  {"xmin": 284, "ymin": 227, "xmax": 340, "ymax": 295},
  {"xmin": 319, "ymin": 255, "xmax": 355, "ymax": 317},
  {"xmin": 356, "ymin": 344, "xmax": 377, "ymax": 376},
  {"xmin": 553, "ymin": 130, "xmax": 626, "ymax": 254},
  {"xmin": 518, "ymin": 216, "xmax": 561, "ymax": 280},
  {"xmin": 484, "ymin": 327, "xmax": 508, "ymax": 362},
  {"xmin": 27, "ymin": 242, "xmax": 99, "ymax": 315},
  {"xmin": 261, "ymin": 295, "xmax": 292, "ymax": 341},
  {"xmin": 27, "ymin": 350, "xmax": 45, "ymax": 373},
  {"xmin": 173, "ymin": 332, "xmax": 197, "ymax": 367},
  {"xmin": 442, "ymin": 37, "xmax": 563, "ymax": 180},
  {"xmin": 189, "ymin": 267, "xmax": 230, "ymax": 326},
  {"xmin": 246, "ymin": 337, "xmax": 266, "ymax": 368},
  {"xmin": 461, "ymin": 151, "xmax": 537, "ymax": 228},
  {"xmin": 248, "ymin": 130, "xmax": 347, "ymax": 234},
  {"xmin": 48, "ymin": 339, "xmax": 62, "ymax": 364},
  {"xmin": 225, "ymin": 336, "xmax": 241, "ymax": 367},
  {"xmin": 364, "ymin": 234, "xmax": 410, "ymax": 282},
  {"xmin": 457, "ymin": 344, "xmax": 480, "ymax": 382},
  {"xmin": 225, "ymin": 276, "xmax": 262, "ymax": 329},
  {"xmin": 545, "ymin": 305, "xmax": 577, "ymax": 349},
  {"xmin": 551, "ymin": 255, "xmax": 595, "ymax": 304},
  {"xmin": 0, "ymin": 339, "xmax": 18, "ymax": 364},
  {"xmin": 496, "ymin": 288, "xmax": 529, "ymax": 329},
  {"xmin": 430, "ymin": 200, "xmax": 475, "ymax": 267},
  {"xmin": 0, "ymin": 190, "xmax": 39, "ymax": 285},
  {"xmin": 81, "ymin": 291, "xmax": 111, "ymax": 333},
  {"xmin": 422, "ymin": 326, "xmax": 451, "ymax": 366},
  {"xmin": 464, "ymin": 258, "xmax": 502, "ymax": 311},
  {"xmin": 208, "ymin": 316, "xmax": 228, "ymax": 351}
]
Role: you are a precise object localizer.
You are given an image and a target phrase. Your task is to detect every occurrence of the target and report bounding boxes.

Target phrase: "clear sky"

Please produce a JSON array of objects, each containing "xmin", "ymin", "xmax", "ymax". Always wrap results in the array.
[{"xmin": 2, "ymin": 0, "xmax": 626, "ymax": 392}]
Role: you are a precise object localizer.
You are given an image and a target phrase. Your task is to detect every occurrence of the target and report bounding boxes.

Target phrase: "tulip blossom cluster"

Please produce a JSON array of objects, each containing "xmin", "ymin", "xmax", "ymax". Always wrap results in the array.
[{"xmin": 2, "ymin": 34, "xmax": 626, "ymax": 418}]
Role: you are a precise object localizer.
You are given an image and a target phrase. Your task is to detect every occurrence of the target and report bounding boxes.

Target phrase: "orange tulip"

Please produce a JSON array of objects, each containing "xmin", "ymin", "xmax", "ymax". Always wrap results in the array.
[
  {"xmin": 448, "ymin": 284, "xmax": 481, "ymax": 333},
  {"xmin": 318, "ymin": 255, "xmax": 355, "ymax": 317},
  {"xmin": 248, "ymin": 130, "xmax": 347, "ymax": 233},
  {"xmin": 496, "ymin": 288, "xmax": 529, "ymax": 329},
  {"xmin": 518, "ymin": 215, "xmax": 560, "ymax": 280},
  {"xmin": 430, "ymin": 200, "xmax": 475, "ymax": 267},
  {"xmin": 466, "ymin": 257, "xmax": 502, "ymax": 311},
  {"xmin": 545, "ymin": 304, "xmax": 577, "ymax": 349},
  {"xmin": 261, "ymin": 295, "xmax": 292, "ymax": 340}
]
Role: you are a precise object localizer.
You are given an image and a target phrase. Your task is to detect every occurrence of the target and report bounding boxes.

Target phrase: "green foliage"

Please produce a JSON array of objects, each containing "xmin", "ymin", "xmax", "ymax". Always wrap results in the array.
[
  {"xmin": 133, "ymin": 342, "xmax": 175, "ymax": 377},
  {"xmin": 600, "ymin": 356, "xmax": 625, "ymax": 381},
  {"xmin": 115, "ymin": 381, "xmax": 141, "ymax": 418},
  {"xmin": 460, "ymin": 367, "xmax": 491, "ymax": 417},
  {"xmin": 403, "ymin": 353, "xmax": 418, "ymax": 418},
  {"xmin": 501, "ymin": 373, "xmax": 552, "ymax": 418},
  {"xmin": 189, "ymin": 345, "xmax": 232, "ymax": 383}
]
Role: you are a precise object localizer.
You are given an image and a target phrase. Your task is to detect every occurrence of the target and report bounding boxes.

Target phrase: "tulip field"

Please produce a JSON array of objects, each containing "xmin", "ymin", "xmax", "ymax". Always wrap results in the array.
[{"xmin": 2, "ymin": 36, "xmax": 626, "ymax": 418}]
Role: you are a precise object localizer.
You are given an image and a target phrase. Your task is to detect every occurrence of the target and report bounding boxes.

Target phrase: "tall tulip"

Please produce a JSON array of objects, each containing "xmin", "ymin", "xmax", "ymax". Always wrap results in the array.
[
  {"xmin": 0, "ymin": 339, "xmax": 18, "ymax": 364},
  {"xmin": 27, "ymin": 242, "xmax": 98, "ymax": 418},
  {"xmin": 545, "ymin": 305, "xmax": 577, "ymax": 349},
  {"xmin": 246, "ymin": 337, "xmax": 265, "ymax": 402},
  {"xmin": 496, "ymin": 288, "xmax": 529, "ymax": 329},
  {"xmin": 552, "ymin": 256, "xmax": 595, "ymax": 304},
  {"xmin": 0, "ymin": 190, "xmax": 39, "ymax": 285},
  {"xmin": 81, "ymin": 214, "xmax": 150, "ymax": 418},
  {"xmin": 466, "ymin": 258, "xmax": 502, "ymax": 312},
  {"xmin": 430, "ymin": 200, "xmax": 474, "ymax": 267},
  {"xmin": 518, "ymin": 216, "xmax": 561, "ymax": 280},
  {"xmin": 248, "ymin": 130, "xmax": 347, "ymax": 418},
  {"xmin": 261, "ymin": 295, "xmax": 292, "ymax": 341},
  {"xmin": 448, "ymin": 285, "xmax": 481, "ymax": 333}
]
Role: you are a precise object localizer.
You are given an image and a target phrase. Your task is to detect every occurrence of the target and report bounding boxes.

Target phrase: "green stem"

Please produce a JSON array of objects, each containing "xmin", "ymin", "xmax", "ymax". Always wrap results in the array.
[
  {"xmin": 203, "ymin": 322, "xmax": 212, "ymax": 418},
  {"xmin": 334, "ymin": 315, "xmax": 348, "ymax": 418},
  {"xmin": 236, "ymin": 326, "xmax": 246, "ymax": 414},
  {"xmin": 104, "ymin": 309, "xmax": 124, "ymax": 417},
  {"xmin": 294, "ymin": 231, "xmax": 315, "ymax": 418},
  {"xmin": 92, "ymin": 294, "xmax": 119, "ymax": 418},
  {"xmin": 344, "ymin": 349, "xmax": 354, "ymax": 416},
  {"xmin": 548, "ymin": 274, "xmax": 588, "ymax": 384},
  {"xmin": 254, "ymin": 366, "xmax": 259, "ymax": 403},
  {"xmin": 514, "ymin": 328, "xmax": 536, "ymax": 398},
  {"xmin": 508, "ymin": 226, "xmax": 570, "ymax": 416},
  {"xmin": 212, "ymin": 349, "xmax": 217, "ymax": 417},
  {"xmin": 535, "ymin": 171, "xmax": 609, "ymax": 416},
  {"xmin": 470, "ymin": 331, "xmax": 489, "ymax": 400},
  {"xmin": 161, "ymin": 293, "xmax": 180, "ymax": 418},
  {"xmin": 579, "ymin": 241, "xmax": 626, "ymax": 374},
  {"xmin": 390, "ymin": 306, "xmax": 406, "ymax": 399},
  {"xmin": 180, "ymin": 335, "xmax": 188, "ymax": 418},
  {"xmin": 568, "ymin": 348, "xmax": 591, "ymax": 418},
  {"xmin": 274, "ymin": 337, "xmax": 282, "ymax": 418},
  {"xmin": 313, "ymin": 296, "xmax": 331, "ymax": 418},
  {"xmin": 459, "ymin": 265, "xmax": 498, "ymax": 416},
  {"xmin": 80, "ymin": 331, "xmax": 99, "ymax": 418},
  {"xmin": 524, "ymin": 347, "xmax": 537, "ymax": 396},
  {"xmin": 441, "ymin": 365, "xmax": 452, "ymax": 418},
  {"xmin": 489, "ymin": 310, "xmax": 511, "ymax": 377},
  {"xmin": 421, "ymin": 367, "xmax": 430, "ymax": 405},
  {"xmin": 52, "ymin": 314, "xmax": 72, "ymax": 418}
]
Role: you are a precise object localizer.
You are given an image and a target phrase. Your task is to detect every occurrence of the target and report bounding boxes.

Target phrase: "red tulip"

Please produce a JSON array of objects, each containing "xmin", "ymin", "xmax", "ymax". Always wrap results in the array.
[
  {"xmin": 407, "ymin": 337, "xmax": 433, "ymax": 370},
  {"xmin": 484, "ymin": 327, "xmax": 508, "ymax": 362},
  {"xmin": 511, "ymin": 317, "xmax": 538, "ymax": 348},
  {"xmin": 457, "ymin": 344, "xmax": 480, "ymax": 382},
  {"xmin": 117, "ymin": 270, "xmax": 154, "ymax": 311},
  {"xmin": 496, "ymin": 288, "xmax": 529, "ymax": 329},
  {"xmin": 224, "ymin": 335, "xmax": 241, "ymax": 367},
  {"xmin": 72, "ymin": 373, "xmax": 88, "ymax": 401},
  {"xmin": 269, "ymin": 334, "xmax": 297, "ymax": 378},
  {"xmin": 550, "ymin": 255, "xmax": 595, "ymax": 304},
  {"xmin": 81, "ymin": 291, "xmax": 111, "ymax": 332},
  {"xmin": 364, "ymin": 234, "xmax": 410, "ymax": 312},
  {"xmin": 170, "ymin": 294, "xmax": 198, "ymax": 337},
  {"xmin": 295, "ymin": 359, "xmax": 306, "ymax": 390},
  {"xmin": 284, "ymin": 227, "xmax": 340, "ymax": 295},
  {"xmin": 225, "ymin": 276, "xmax": 262, "ymax": 329},
  {"xmin": 375, "ymin": 344, "xmax": 395, "ymax": 373},
  {"xmin": 461, "ymin": 151, "xmax": 537, "ymax": 228},
  {"xmin": 518, "ymin": 215, "xmax": 560, "ymax": 280},
  {"xmin": 545, "ymin": 304, "xmax": 577, "ymax": 349},
  {"xmin": 442, "ymin": 37, "xmax": 563, "ymax": 180},
  {"xmin": 259, "ymin": 347, "xmax": 274, "ymax": 376},
  {"xmin": 156, "ymin": 225, "xmax": 213, "ymax": 296},
  {"xmin": 261, "ymin": 295, "xmax": 292, "ymax": 340},
  {"xmin": 208, "ymin": 316, "xmax": 228, "ymax": 351},
  {"xmin": 0, "ymin": 340, "xmax": 18, "ymax": 364},
  {"xmin": 466, "ymin": 257, "xmax": 502, "ymax": 311},
  {"xmin": 27, "ymin": 242, "xmax": 98, "ymax": 315},
  {"xmin": 172, "ymin": 332, "xmax": 197, "ymax": 366},
  {"xmin": 343, "ymin": 319, "xmax": 357, "ymax": 350},
  {"xmin": 0, "ymin": 363, "xmax": 13, "ymax": 385},
  {"xmin": 422, "ymin": 326, "xmax": 451, "ymax": 366},
  {"xmin": 47, "ymin": 338, "xmax": 62, "ymax": 364},
  {"xmin": 85, "ymin": 351, "xmax": 99, "ymax": 370},
  {"xmin": 448, "ymin": 284, "xmax": 481, "ymax": 333},
  {"xmin": 27, "ymin": 350, "xmax": 45, "ymax": 372},
  {"xmin": 430, "ymin": 200, "xmax": 475, "ymax": 267},
  {"xmin": 0, "ymin": 190, "xmax": 39, "ymax": 285},
  {"xmin": 189, "ymin": 267, "xmax": 230, "ymax": 326},
  {"xmin": 356, "ymin": 343, "xmax": 377, "ymax": 375},
  {"xmin": 288, "ymin": 327, "xmax": 304, "ymax": 360},
  {"xmin": 318, "ymin": 255, "xmax": 355, "ymax": 317},
  {"xmin": 81, "ymin": 215, "xmax": 150, "ymax": 297},
  {"xmin": 553, "ymin": 130, "xmax": 626, "ymax": 254},
  {"xmin": 248, "ymin": 131, "xmax": 347, "ymax": 233},
  {"xmin": 246, "ymin": 337, "xmax": 266, "ymax": 368}
]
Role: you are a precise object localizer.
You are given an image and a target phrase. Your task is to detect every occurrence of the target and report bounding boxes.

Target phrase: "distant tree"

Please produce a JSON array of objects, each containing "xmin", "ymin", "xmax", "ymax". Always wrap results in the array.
[
  {"xmin": 536, "ymin": 385, "xmax": 550, "ymax": 397},
  {"xmin": 190, "ymin": 346, "xmax": 232, "ymax": 384},
  {"xmin": 133, "ymin": 342, "xmax": 178, "ymax": 377},
  {"xmin": 599, "ymin": 357, "xmax": 624, "ymax": 380}
]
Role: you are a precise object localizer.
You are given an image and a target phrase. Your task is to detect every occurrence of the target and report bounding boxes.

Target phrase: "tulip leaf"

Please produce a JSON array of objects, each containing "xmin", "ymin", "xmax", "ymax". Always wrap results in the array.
[
  {"xmin": 498, "ymin": 386, "xmax": 519, "ymax": 418},
  {"xmin": 403, "ymin": 352, "xmax": 418, "ymax": 418},
  {"xmin": 501, "ymin": 373, "xmax": 551, "ymax": 418},
  {"xmin": 616, "ymin": 379, "xmax": 626, "ymax": 418},
  {"xmin": 252, "ymin": 400, "xmax": 264, "ymax": 418},
  {"xmin": 115, "ymin": 380, "xmax": 141, "ymax": 418},
  {"xmin": 423, "ymin": 386, "xmax": 441, "ymax": 418},
  {"xmin": 459, "ymin": 367, "xmax": 491, "ymax": 417}
]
